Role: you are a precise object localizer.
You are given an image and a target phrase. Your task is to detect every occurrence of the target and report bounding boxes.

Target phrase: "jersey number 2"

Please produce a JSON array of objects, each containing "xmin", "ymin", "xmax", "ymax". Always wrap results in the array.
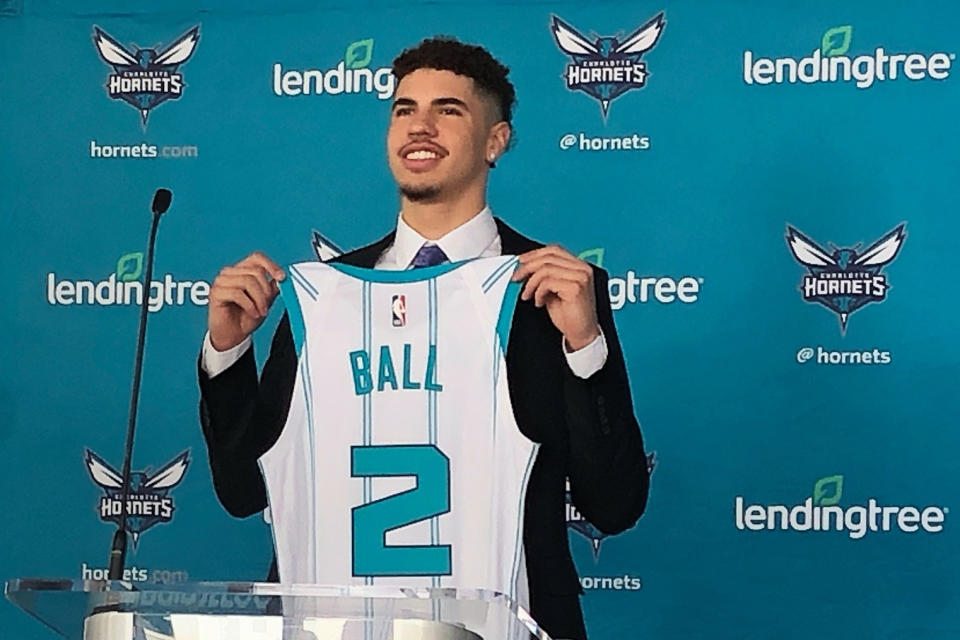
[{"xmin": 350, "ymin": 445, "xmax": 452, "ymax": 576}]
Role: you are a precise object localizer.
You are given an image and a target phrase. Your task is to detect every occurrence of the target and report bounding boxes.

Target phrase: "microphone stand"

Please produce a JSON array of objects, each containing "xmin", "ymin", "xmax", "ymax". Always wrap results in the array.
[{"xmin": 107, "ymin": 206, "xmax": 164, "ymax": 581}]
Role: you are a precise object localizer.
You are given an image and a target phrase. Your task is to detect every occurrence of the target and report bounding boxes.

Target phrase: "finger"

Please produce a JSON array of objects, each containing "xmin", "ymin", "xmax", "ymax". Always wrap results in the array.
[
  {"xmin": 237, "ymin": 251, "xmax": 286, "ymax": 281},
  {"xmin": 210, "ymin": 286, "xmax": 260, "ymax": 319},
  {"xmin": 513, "ymin": 255, "xmax": 592, "ymax": 281},
  {"xmin": 230, "ymin": 276, "xmax": 272, "ymax": 316},
  {"xmin": 521, "ymin": 265, "xmax": 560, "ymax": 300},
  {"xmin": 520, "ymin": 265, "xmax": 589, "ymax": 301},
  {"xmin": 517, "ymin": 244, "xmax": 568, "ymax": 262},
  {"xmin": 513, "ymin": 247, "xmax": 590, "ymax": 281},
  {"xmin": 221, "ymin": 265, "xmax": 277, "ymax": 301},
  {"xmin": 532, "ymin": 277, "xmax": 579, "ymax": 308},
  {"xmin": 213, "ymin": 274, "xmax": 271, "ymax": 316},
  {"xmin": 517, "ymin": 244, "xmax": 576, "ymax": 265}
]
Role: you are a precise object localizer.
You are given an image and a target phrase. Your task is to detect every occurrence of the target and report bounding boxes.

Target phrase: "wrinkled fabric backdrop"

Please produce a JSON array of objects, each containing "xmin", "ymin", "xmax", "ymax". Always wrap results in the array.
[{"xmin": 2, "ymin": 0, "xmax": 958, "ymax": 638}]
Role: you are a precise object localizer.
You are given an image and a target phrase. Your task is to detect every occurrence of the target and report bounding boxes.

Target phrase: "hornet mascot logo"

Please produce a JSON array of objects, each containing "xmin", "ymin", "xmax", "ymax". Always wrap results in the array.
[
  {"xmin": 311, "ymin": 230, "xmax": 345, "ymax": 262},
  {"xmin": 786, "ymin": 224, "xmax": 906, "ymax": 332},
  {"xmin": 85, "ymin": 449, "xmax": 190, "ymax": 546},
  {"xmin": 566, "ymin": 452, "xmax": 656, "ymax": 557},
  {"xmin": 93, "ymin": 25, "xmax": 200, "ymax": 126},
  {"xmin": 550, "ymin": 13, "xmax": 665, "ymax": 117}
]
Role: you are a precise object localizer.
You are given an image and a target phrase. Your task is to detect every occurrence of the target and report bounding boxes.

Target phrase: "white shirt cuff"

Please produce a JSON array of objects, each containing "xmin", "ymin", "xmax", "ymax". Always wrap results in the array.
[
  {"xmin": 562, "ymin": 329, "xmax": 608, "ymax": 379},
  {"xmin": 201, "ymin": 331, "xmax": 252, "ymax": 378}
]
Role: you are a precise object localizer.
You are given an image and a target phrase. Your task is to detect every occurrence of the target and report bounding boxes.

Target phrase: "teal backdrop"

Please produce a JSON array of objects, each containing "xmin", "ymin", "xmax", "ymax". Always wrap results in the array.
[{"xmin": 2, "ymin": 0, "xmax": 958, "ymax": 638}]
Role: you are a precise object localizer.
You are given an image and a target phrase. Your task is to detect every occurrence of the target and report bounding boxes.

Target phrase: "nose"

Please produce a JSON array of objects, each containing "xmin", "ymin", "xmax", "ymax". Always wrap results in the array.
[{"xmin": 408, "ymin": 110, "xmax": 438, "ymax": 138}]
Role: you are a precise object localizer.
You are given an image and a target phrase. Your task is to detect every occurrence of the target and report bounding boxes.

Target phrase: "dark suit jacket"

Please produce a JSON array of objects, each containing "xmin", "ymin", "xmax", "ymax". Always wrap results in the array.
[{"xmin": 198, "ymin": 218, "xmax": 649, "ymax": 640}]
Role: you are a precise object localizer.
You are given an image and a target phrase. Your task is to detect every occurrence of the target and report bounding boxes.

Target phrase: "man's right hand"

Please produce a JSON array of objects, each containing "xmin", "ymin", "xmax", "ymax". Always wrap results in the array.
[{"xmin": 208, "ymin": 251, "xmax": 286, "ymax": 351}]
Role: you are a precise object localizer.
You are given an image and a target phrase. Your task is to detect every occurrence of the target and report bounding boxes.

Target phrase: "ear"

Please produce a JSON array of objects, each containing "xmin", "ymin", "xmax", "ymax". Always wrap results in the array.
[{"xmin": 486, "ymin": 121, "xmax": 512, "ymax": 166}]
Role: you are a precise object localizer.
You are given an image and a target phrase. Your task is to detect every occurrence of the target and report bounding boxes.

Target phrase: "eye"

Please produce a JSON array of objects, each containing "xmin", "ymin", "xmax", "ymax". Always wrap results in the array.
[
  {"xmin": 439, "ymin": 107, "xmax": 462, "ymax": 116},
  {"xmin": 393, "ymin": 107, "xmax": 413, "ymax": 117}
]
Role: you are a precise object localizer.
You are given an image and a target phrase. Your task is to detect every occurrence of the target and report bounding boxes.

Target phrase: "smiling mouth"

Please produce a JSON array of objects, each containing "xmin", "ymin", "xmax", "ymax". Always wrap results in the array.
[
  {"xmin": 399, "ymin": 145, "xmax": 447, "ymax": 173},
  {"xmin": 404, "ymin": 149, "xmax": 442, "ymax": 160}
]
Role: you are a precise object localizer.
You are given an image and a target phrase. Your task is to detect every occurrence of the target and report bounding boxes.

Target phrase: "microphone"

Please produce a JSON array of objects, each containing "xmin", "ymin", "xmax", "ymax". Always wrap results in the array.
[
  {"xmin": 107, "ymin": 188, "xmax": 172, "ymax": 581},
  {"xmin": 152, "ymin": 188, "xmax": 172, "ymax": 215}
]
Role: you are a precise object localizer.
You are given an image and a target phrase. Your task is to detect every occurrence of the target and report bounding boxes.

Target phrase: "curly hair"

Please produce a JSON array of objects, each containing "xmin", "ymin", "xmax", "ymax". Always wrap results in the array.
[{"xmin": 391, "ymin": 36, "xmax": 516, "ymax": 127}]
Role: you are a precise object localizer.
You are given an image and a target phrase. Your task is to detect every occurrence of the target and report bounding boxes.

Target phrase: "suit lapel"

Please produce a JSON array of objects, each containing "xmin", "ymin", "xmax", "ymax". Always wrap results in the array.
[
  {"xmin": 495, "ymin": 218, "xmax": 542, "ymax": 256},
  {"xmin": 334, "ymin": 231, "xmax": 395, "ymax": 268}
]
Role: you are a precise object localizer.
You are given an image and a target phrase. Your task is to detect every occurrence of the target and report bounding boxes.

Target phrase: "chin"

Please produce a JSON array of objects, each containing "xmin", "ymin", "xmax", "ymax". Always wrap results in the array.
[{"xmin": 399, "ymin": 182, "xmax": 444, "ymax": 202}]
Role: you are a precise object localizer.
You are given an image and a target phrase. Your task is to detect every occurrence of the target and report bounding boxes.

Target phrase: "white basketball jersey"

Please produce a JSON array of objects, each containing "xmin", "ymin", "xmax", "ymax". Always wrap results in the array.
[{"xmin": 260, "ymin": 256, "xmax": 538, "ymax": 609}]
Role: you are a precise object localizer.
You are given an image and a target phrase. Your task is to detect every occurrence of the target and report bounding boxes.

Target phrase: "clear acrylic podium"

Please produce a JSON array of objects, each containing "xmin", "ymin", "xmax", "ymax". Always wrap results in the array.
[{"xmin": 5, "ymin": 579, "xmax": 552, "ymax": 640}]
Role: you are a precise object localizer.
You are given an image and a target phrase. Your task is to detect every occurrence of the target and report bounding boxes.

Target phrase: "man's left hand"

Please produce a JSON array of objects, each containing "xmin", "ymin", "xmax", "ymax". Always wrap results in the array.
[{"xmin": 512, "ymin": 245, "xmax": 601, "ymax": 351}]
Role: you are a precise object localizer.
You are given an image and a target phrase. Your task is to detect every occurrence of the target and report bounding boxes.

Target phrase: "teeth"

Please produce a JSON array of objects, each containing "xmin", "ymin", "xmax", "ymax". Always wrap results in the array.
[{"xmin": 406, "ymin": 150, "xmax": 439, "ymax": 160}]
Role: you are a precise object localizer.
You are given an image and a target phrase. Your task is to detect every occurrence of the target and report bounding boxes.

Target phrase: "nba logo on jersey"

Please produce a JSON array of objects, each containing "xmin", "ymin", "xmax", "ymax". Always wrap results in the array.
[{"xmin": 391, "ymin": 294, "xmax": 406, "ymax": 327}]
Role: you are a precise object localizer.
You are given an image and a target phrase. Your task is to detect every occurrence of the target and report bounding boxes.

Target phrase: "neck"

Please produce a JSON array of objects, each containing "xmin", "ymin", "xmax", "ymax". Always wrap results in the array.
[{"xmin": 400, "ymin": 180, "xmax": 487, "ymax": 240}]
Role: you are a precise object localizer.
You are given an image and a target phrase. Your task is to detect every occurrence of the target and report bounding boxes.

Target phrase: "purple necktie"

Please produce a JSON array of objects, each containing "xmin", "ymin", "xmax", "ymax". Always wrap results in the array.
[{"xmin": 410, "ymin": 243, "xmax": 449, "ymax": 268}]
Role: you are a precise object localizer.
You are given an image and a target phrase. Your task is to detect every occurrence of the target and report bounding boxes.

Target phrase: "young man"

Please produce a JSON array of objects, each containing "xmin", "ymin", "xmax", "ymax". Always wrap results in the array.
[{"xmin": 199, "ymin": 37, "xmax": 648, "ymax": 640}]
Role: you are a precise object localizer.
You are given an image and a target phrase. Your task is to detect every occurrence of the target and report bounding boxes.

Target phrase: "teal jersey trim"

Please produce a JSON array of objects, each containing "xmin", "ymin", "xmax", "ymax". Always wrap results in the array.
[
  {"xmin": 496, "ymin": 279, "xmax": 522, "ymax": 355},
  {"xmin": 256, "ymin": 458, "xmax": 283, "ymax": 571},
  {"xmin": 509, "ymin": 444, "xmax": 539, "ymax": 602},
  {"xmin": 330, "ymin": 260, "xmax": 469, "ymax": 283},
  {"xmin": 279, "ymin": 273, "xmax": 306, "ymax": 358}
]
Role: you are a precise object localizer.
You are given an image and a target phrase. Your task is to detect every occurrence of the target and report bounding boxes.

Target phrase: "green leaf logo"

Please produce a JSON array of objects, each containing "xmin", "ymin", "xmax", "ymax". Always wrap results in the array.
[
  {"xmin": 821, "ymin": 25, "xmax": 852, "ymax": 57},
  {"xmin": 116, "ymin": 252, "xmax": 144, "ymax": 282},
  {"xmin": 345, "ymin": 38, "xmax": 374, "ymax": 70},
  {"xmin": 813, "ymin": 475, "xmax": 844, "ymax": 506},
  {"xmin": 577, "ymin": 247, "xmax": 605, "ymax": 268}
]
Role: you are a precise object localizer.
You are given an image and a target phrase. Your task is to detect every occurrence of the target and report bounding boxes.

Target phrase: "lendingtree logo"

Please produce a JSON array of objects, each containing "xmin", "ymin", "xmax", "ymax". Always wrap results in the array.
[
  {"xmin": 272, "ymin": 37, "xmax": 395, "ymax": 99},
  {"xmin": 46, "ymin": 252, "xmax": 210, "ymax": 311},
  {"xmin": 344, "ymin": 38, "xmax": 374, "ymax": 69},
  {"xmin": 821, "ymin": 25, "xmax": 853, "ymax": 57},
  {"xmin": 744, "ymin": 25, "xmax": 954, "ymax": 88},
  {"xmin": 812, "ymin": 474, "xmax": 844, "ymax": 505},
  {"xmin": 735, "ymin": 475, "xmax": 948, "ymax": 539},
  {"xmin": 117, "ymin": 251, "xmax": 144, "ymax": 281},
  {"xmin": 577, "ymin": 247, "xmax": 704, "ymax": 308}
]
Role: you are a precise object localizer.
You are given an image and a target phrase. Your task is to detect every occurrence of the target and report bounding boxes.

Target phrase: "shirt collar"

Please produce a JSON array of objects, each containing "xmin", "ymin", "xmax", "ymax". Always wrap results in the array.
[{"xmin": 393, "ymin": 205, "xmax": 497, "ymax": 268}]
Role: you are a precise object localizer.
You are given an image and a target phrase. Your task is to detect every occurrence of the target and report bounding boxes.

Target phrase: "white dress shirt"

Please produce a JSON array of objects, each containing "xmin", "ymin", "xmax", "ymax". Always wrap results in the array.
[{"xmin": 201, "ymin": 206, "xmax": 608, "ymax": 378}]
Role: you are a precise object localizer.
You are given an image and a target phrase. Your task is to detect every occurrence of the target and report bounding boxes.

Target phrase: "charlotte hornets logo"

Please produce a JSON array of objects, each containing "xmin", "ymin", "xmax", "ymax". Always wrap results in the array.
[
  {"xmin": 550, "ymin": 13, "xmax": 665, "ymax": 117},
  {"xmin": 85, "ymin": 449, "xmax": 189, "ymax": 545},
  {"xmin": 786, "ymin": 224, "xmax": 906, "ymax": 332},
  {"xmin": 311, "ymin": 230, "xmax": 345, "ymax": 262},
  {"xmin": 567, "ymin": 452, "xmax": 656, "ymax": 556},
  {"xmin": 93, "ymin": 25, "xmax": 200, "ymax": 126}
]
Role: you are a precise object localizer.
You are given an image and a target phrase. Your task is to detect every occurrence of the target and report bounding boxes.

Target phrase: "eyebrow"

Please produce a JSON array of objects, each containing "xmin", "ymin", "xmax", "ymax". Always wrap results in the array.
[
  {"xmin": 392, "ymin": 98, "xmax": 416, "ymax": 110},
  {"xmin": 391, "ymin": 97, "xmax": 470, "ymax": 111},
  {"xmin": 433, "ymin": 97, "xmax": 469, "ymax": 110}
]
